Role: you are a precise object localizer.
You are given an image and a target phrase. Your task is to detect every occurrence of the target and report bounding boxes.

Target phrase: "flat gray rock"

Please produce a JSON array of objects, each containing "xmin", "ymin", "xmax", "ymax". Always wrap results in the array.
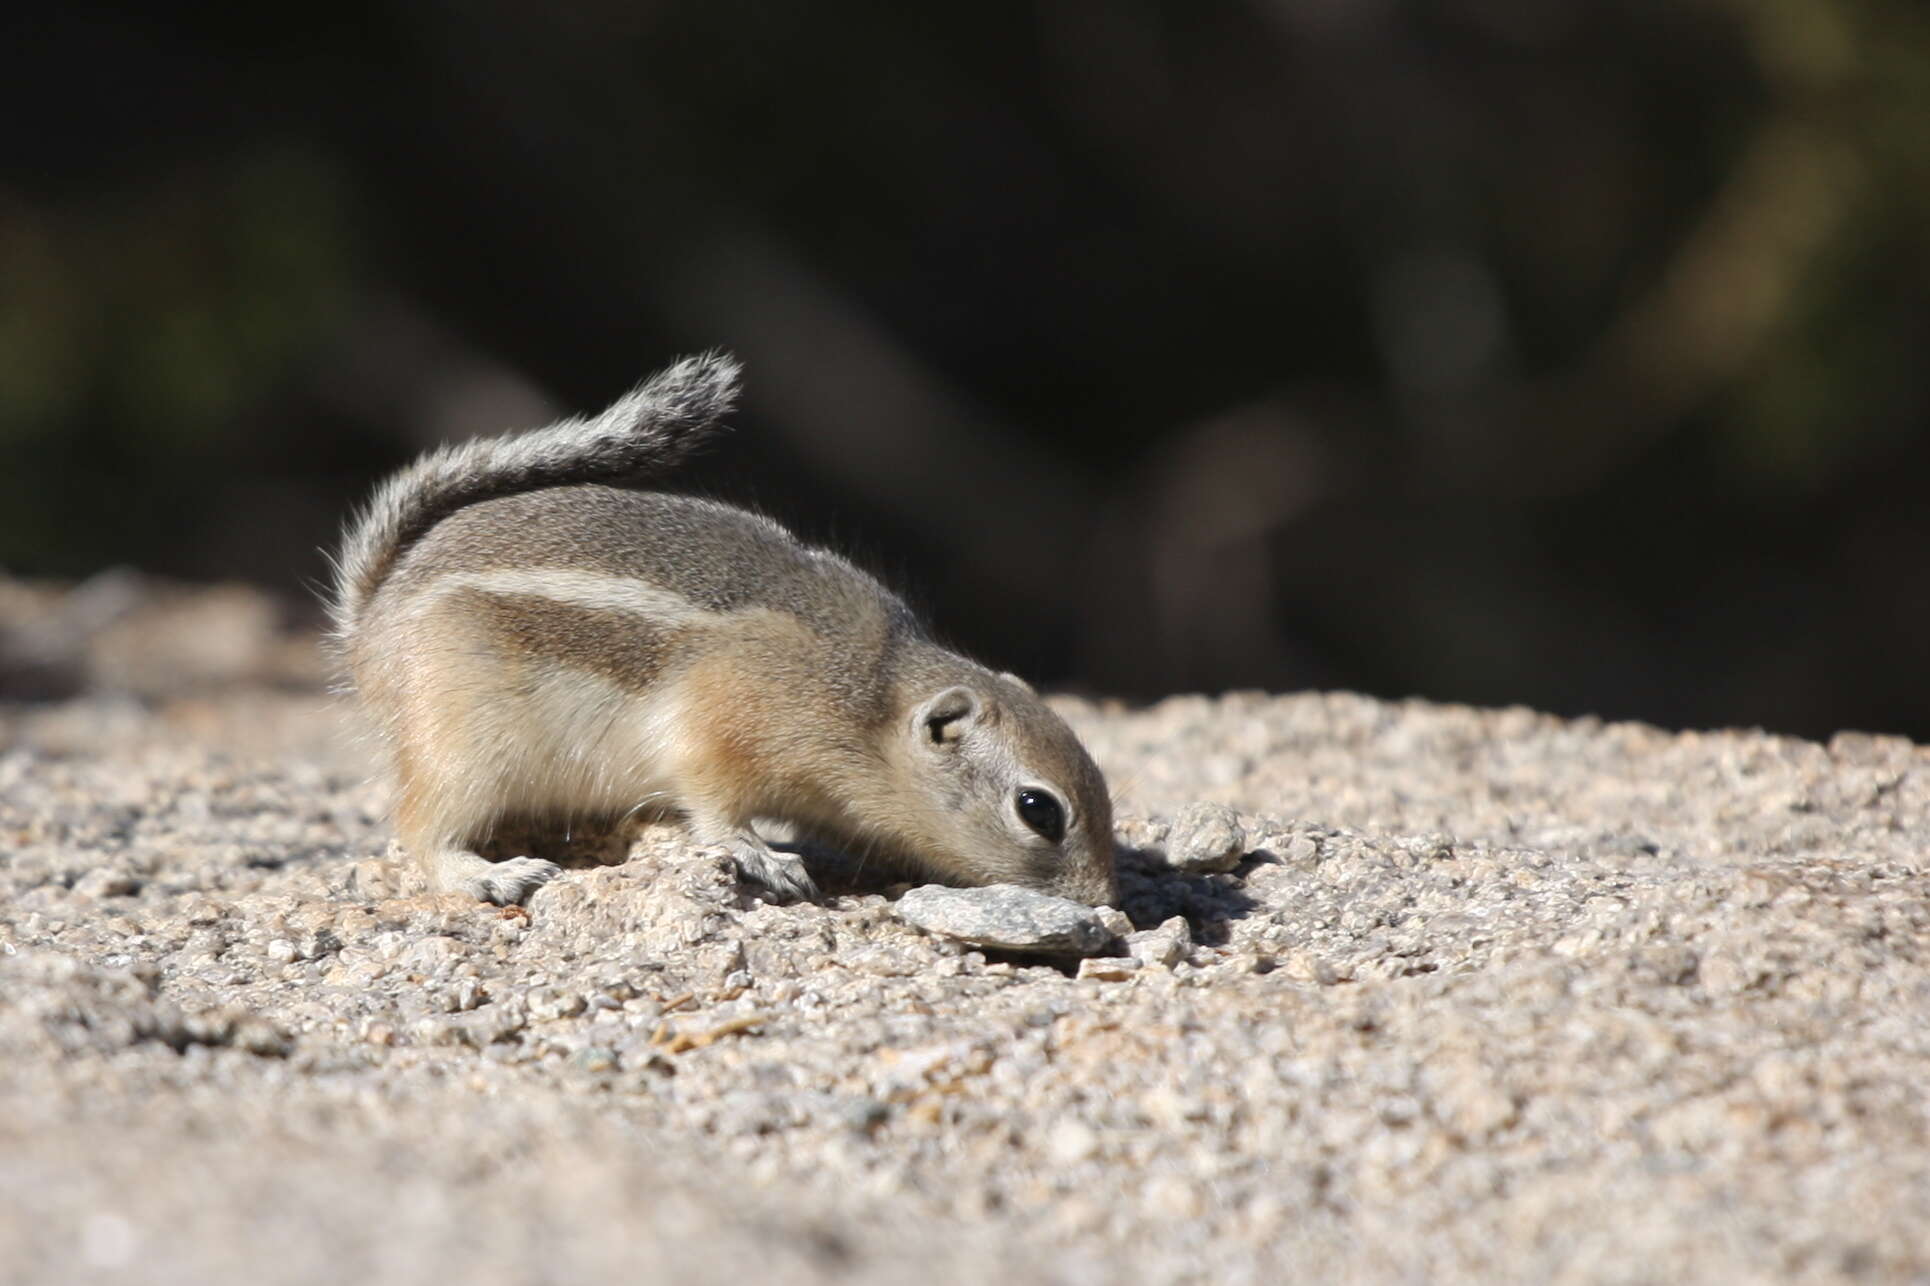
[{"xmin": 893, "ymin": 883, "xmax": 1109, "ymax": 954}]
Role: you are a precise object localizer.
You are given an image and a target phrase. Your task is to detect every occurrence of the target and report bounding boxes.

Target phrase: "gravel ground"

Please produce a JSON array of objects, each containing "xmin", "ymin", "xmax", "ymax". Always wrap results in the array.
[{"xmin": 2, "ymin": 575, "xmax": 1927, "ymax": 1284}]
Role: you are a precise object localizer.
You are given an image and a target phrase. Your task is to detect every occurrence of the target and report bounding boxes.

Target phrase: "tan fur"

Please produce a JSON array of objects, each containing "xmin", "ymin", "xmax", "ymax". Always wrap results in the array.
[{"xmin": 332, "ymin": 357, "xmax": 1116, "ymax": 907}]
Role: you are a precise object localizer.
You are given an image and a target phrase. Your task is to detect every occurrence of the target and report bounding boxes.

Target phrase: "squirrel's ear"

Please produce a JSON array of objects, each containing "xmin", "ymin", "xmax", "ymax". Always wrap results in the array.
[
  {"xmin": 998, "ymin": 670, "xmax": 1036, "ymax": 696},
  {"xmin": 916, "ymin": 686, "xmax": 981, "ymax": 747}
]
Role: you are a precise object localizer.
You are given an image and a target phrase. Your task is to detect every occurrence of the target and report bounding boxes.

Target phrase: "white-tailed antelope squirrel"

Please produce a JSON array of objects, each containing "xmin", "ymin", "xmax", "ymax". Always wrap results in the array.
[{"xmin": 330, "ymin": 353, "xmax": 1116, "ymax": 907}]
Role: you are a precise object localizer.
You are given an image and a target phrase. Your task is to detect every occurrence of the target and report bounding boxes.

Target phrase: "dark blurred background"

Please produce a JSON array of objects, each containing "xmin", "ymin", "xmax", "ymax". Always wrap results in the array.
[{"xmin": 3, "ymin": 0, "xmax": 1928, "ymax": 738}]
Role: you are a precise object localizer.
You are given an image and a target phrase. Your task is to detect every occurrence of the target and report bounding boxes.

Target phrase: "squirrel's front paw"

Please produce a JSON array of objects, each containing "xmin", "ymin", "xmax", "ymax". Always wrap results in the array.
[{"xmin": 724, "ymin": 839, "xmax": 820, "ymax": 903}]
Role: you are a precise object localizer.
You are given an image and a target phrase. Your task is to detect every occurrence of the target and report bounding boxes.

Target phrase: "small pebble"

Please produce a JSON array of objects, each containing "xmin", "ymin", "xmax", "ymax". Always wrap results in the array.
[
  {"xmin": 573, "ymin": 1046, "xmax": 619, "ymax": 1074},
  {"xmin": 1167, "ymin": 803, "xmax": 1249, "ymax": 873},
  {"xmin": 837, "ymin": 1098, "xmax": 891, "ymax": 1132},
  {"xmin": 1126, "ymin": 917, "xmax": 1192, "ymax": 969},
  {"xmin": 1046, "ymin": 1119, "xmax": 1101, "ymax": 1165},
  {"xmin": 1076, "ymin": 957, "xmax": 1139, "ymax": 982},
  {"xmin": 76, "ymin": 870, "xmax": 141, "ymax": 899}
]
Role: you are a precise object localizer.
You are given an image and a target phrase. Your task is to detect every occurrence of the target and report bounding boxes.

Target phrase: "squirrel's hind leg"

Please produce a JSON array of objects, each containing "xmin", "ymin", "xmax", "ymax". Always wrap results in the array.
[
  {"xmin": 424, "ymin": 848, "xmax": 561, "ymax": 906},
  {"xmin": 394, "ymin": 753, "xmax": 561, "ymax": 905}
]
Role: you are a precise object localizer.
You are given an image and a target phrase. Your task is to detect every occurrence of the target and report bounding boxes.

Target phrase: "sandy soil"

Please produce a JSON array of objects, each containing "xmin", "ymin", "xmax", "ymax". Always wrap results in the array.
[{"xmin": 2, "ymin": 575, "xmax": 1926, "ymax": 1284}]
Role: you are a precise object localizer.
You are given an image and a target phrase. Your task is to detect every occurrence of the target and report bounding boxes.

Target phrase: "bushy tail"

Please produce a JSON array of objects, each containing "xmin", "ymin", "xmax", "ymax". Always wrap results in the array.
[{"xmin": 328, "ymin": 351, "xmax": 741, "ymax": 641}]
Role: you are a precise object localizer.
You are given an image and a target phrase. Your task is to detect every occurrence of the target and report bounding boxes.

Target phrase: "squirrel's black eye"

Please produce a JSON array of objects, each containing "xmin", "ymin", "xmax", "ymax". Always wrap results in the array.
[{"xmin": 1014, "ymin": 788, "xmax": 1065, "ymax": 843}]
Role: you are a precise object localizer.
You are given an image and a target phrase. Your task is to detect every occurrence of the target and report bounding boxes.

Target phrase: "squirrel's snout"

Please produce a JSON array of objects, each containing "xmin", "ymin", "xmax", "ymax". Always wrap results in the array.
[{"xmin": 1059, "ymin": 868, "xmax": 1119, "ymax": 909}]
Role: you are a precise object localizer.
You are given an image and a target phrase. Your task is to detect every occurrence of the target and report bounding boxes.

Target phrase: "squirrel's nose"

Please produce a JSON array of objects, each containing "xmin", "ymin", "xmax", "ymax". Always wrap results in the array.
[{"xmin": 1059, "ymin": 867, "xmax": 1118, "ymax": 908}]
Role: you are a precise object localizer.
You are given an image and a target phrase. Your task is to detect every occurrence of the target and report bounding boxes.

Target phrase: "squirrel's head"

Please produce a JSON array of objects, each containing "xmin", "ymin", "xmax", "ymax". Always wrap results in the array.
[{"xmin": 886, "ymin": 673, "xmax": 1117, "ymax": 906}]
